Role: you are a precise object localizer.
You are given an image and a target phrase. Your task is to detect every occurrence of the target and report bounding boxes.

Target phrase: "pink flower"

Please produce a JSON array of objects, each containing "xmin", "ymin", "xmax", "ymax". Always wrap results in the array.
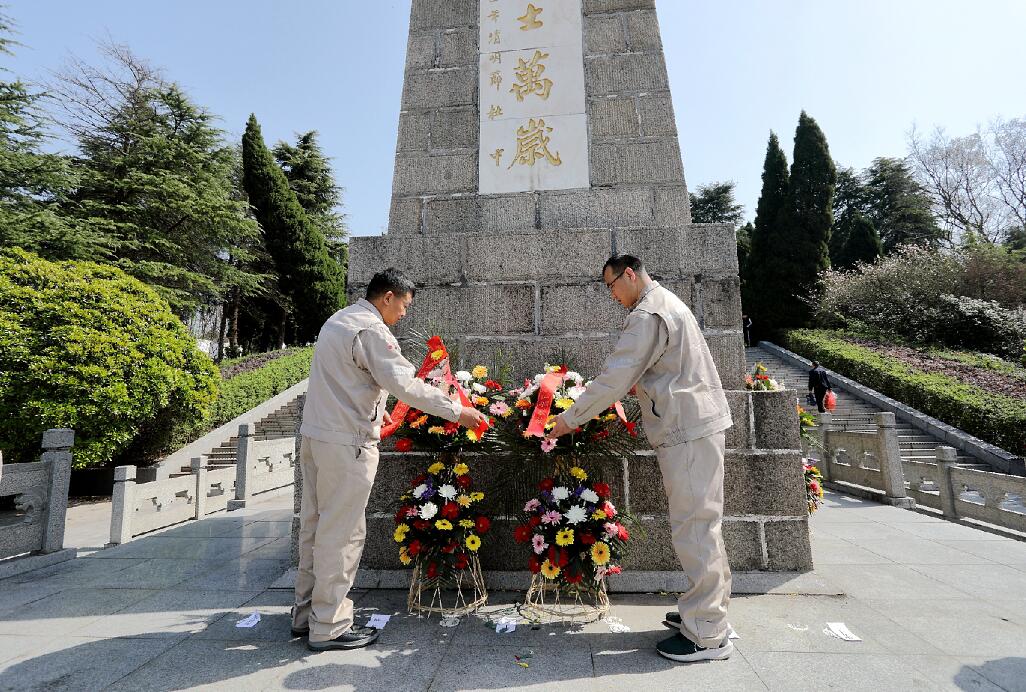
[
  {"xmin": 532, "ymin": 534, "xmax": 549, "ymax": 554},
  {"xmin": 405, "ymin": 507, "xmax": 420, "ymax": 518},
  {"xmin": 541, "ymin": 510, "xmax": 562, "ymax": 525},
  {"xmin": 540, "ymin": 438, "xmax": 557, "ymax": 453},
  {"xmin": 489, "ymin": 401, "xmax": 510, "ymax": 416},
  {"xmin": 523, "ymin": 498, "xmax": 541, "ymax": 512},
  {"xmin": 603, "ymin": 522, "xmax": 619, "ymax": 537}
]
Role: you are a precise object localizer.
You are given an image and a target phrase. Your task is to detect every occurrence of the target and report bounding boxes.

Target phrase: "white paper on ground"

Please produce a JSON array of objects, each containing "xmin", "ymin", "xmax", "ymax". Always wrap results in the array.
[
  {"xmin": 496, "ymin": 616, "xmax": 517, "ymax": 633},
  {"xmin": 824, "ymin": 622, "xmax": 862, "ymax": 641},
  {"xmin": 606, "ymin": 616, "xmax": 631, "ymax": 633},
  {"xmin": 366, "ymin": 614, "xmax": 391, "ymax": 629},
  {"xmin": 440, "ymin": 615, "xmax": 461, "ymax": 628},
  {"xmin": 727, "ymin": 624, "xmax": 740, "ymax": 640},
  {"xmin": 235, "ymin": 612, "xmax": 261, "ymax": 628}
]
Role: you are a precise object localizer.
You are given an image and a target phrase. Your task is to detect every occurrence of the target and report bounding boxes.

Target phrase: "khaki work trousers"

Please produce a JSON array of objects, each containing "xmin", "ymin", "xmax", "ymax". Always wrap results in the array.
[
  {"xmin": 657, "ymin": 430, "xmax": 732, "ymax": 649},
  {"xmin": 292, "ymin": 436, "xmax": 379, "ymax": 642}
]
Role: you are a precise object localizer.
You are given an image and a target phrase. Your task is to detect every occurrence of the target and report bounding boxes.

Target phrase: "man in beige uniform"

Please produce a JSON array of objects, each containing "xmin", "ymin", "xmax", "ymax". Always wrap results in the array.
[
  {"xmin": 293, "ymin": 268, "xmax": 488, "ymax": 651},
  {"xmin": 549, "ymin": 254, "xmax": 734, "ymax": 663}
]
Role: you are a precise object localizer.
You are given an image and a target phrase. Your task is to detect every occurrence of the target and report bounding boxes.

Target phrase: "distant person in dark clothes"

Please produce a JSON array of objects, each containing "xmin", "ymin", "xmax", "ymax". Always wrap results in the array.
[
  {"xmin": 807, "ymin": 361, "xmax": 833, "ymax": 413},
  {"xmin": 741, "ymin": 314, "xmax": 753, "ymax": 347}
]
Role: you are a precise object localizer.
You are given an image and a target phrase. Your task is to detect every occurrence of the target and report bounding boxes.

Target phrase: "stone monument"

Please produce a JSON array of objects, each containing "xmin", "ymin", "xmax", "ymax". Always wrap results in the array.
[{"xmin": 295, "ymin": 0, "xmax": 812, "ymax": 587}]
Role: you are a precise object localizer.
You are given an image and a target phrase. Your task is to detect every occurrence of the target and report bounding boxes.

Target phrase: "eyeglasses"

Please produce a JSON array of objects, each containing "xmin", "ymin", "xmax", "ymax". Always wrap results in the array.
[{"xmin": 605, "ymin": 269, "xmax": 627, "ymax": 291}]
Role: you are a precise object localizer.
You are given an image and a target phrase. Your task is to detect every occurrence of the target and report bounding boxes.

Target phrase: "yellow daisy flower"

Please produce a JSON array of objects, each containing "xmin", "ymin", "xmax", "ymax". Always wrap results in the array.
[
  {"xmin": 459, "ymin": 519, "xmax": 475, "ymax": 529},
  {"xmin": 540, "ymin": 559, "xmax": 560, "ymax": 579},
  {"xmin": 472, "ymin": 365, "xmax": 488, "ymax": 379},
  {"xmin": 410, "ymin": 414, "xmax": 429, "ymax": 429},
  {"xmin": 474, "ymin": 396, "xmax": 489, "ymax": 407},
  {"xmin": 591, "ymin": 541, "xmax": 611, "ymax": 566},
  {"xmin": 591, "ymin": 510, "xmax": 607, "ymax": 520},
  {"xmin": 603, "ymin": 413, "xmax": 617, "ymax": 422},
  {"xmin": 465, "ymin": 534, "xmax": 482, "ymax": 552},
  {"xmin": 428, "ymin": 462, "xmax": 445, "ymax": 475},
  {"xmin": 470, "ymin": 492, "xmax": 485, "ymax": 501},
  {"xmin": 435, "ymin": 519, "xmax": 453, "ymax": 531},
  {"xmin": 457, "ymin": 495, "xmax": 472, "ymax": 508},
  {"xmin": 454, "ymin": 463, "xmax": 470, "ymax": 476},
  {"xmin": 430, "ymin": 349, "xmax": 445, "ymax": 361},
  {"xmin": 570, "ymin": 467, "xmax": 587, "ymax": 481},
  {"xmin": 555, "ymin": 528, "xmax": 575, "ymax": 546},
  {"xmin": 554, "ymin": 397, "xmax": 574, "ymax": 410},
  {"xmin": 399, "ymin": 547, "xmax": 412, "ymax": 565},
  {"xmin": 546, "ymin": 364, "xmax": 562, "ymax": 373},
  {"xmin": 466, "ymin": 429, "xmax": 480, "ymax": 442},
  {"xmin": 428, "ymin": 425, "xmax": 446, "ymax": 434},
  {"xmin": 393, "ymin": 524, "xmax": 410, "ymax": 543}
]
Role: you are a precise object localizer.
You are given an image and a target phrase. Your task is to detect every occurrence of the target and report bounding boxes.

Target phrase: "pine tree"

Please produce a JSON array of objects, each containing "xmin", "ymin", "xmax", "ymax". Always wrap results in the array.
[
  {"xmin": 241, "ymin": 115, "xmax": 345, "ymax": 346},
  {"xmin": 837, "ymin": 213, "xmax": 882, "ymax": 268},
  {"xmin": 781, "ymin": 110, "xmax": 836, "ymax": 328},
  {"xmin": 742, "ymin": 132, "xmax": 790, "ymax": 333},
  {"xmin": 736, "ymin": 221, "xmax": 753, "ymax": 292},
  {"xmin": 0, "ymin": 10, "xmax": 96, "ymax": 258},
  {"xmin": 862, "ymin": 157, "xmax": 942, "ymax": 252},
  {"xmin": 688, "ymin": 181, "xmax": 744, "ymax": 226}
]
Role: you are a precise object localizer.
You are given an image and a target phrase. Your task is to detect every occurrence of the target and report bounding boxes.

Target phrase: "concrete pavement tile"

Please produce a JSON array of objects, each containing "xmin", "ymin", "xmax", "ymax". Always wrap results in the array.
[
  {"xmin": 894, "ymin": 613, "xmax": 1026, "ymax": 657},
  {"xmin": 85, "ymin": 558, "xmax": 221, "ymax": 590},
  {"xmin": 726, "ymin": 594, "xmax": 944, "ymax": 655},
  {"xmin": 0, "ymin": 582, "xmax": 63, "ymax": 614},
  {"xmin": 933, "ymin": 538, "xmax": 1026, "ymax": 567},
  {"xmin": 243, "ymin": 536, "xmax": 292, "ymax": 560},
  {"xmin": 0, "ymin": 634, "xmax": 54, "ymax": 665},
  {"xmin": 0, "ymin": 635, "xmax": 181, "ymax": 691},
  {"xmin": 808, "ymin": 522, "xmax": 911, "ymax": 541},
  {"xmin": 966, "ymin": 655, "xmax": 1026, "ymax": 692},
  {"xmin": 174, "ymin": 558, "xmax": 290, "ymax": 591},
  {"xmin": 274, "ymin": 642, "xmax": 448, "ymax": 691},
  {"xmin": 428, "ymin": 643, "xmax": 593, "ymax": 691},
  {"xmin": 862, "ymin": 598, "xmax": 1006, "ymax": 622},
  {"xmin": 810, "ymin": 537, "xmax": 894, "ymax": 565},
  {"xmin": 847, "ymin": 536, "xmax": 991, "ymax": 565},
  {"xmin": 591, "ymin": 646, "xmax": 768, "ymax": 691},
  {"xmin": 106, "ymin": 638, "xmax": 311, "ymax": 691},
  {"xmin": 1, "ymin": 556, "xmax": 139, "ymax": 588},
  {"xmin": 813, "ymin": 563, "xmax": 971, "ymax": 600},
  {"xmin": 74, "ymin": 588, "xmax": 261, "ymax": 639},
  {"xmin": 743, "ymin": 652, "xmax": 1005, "ymax": 691},
  {"xmin": 0, "ymin": 587, "xmax": 156, "ymax": 636},
  {"xmin": 894, "ymin": 521, "xmax": 1003, "ymax": 541},
  {"xmin": 908, "ymin": 563, "xmax": 1026, "ymax": 597},
  {"xmin": 90, "ymin": 535, "xmax": 278, "ymax": 560},
  {"xmin": 235, "ymin": 520, "xmax": 292, "ymax": 538},
  {"xmin": 150, "ymin": 517, "xmax": 246, "ymax": 538}
]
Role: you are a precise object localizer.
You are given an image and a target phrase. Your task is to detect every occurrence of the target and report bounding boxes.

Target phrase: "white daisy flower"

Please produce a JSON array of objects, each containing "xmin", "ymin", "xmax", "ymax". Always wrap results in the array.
[
  {"xmin": 580, "ymin": 489, "xmax": 600, "ymax": 504},
  {"xmin": 568, "ymin": 385, "xmax": 586, "ymax": 400},
  {"xmin": 456, "ymin": 370, "xmax": 472, "ymax": 382},
  {"xmin": 471, "ymin": 382, "xmax": 487, "ymax": 394},
  {"xmin": 419, "ymin": 502, "xmax": 438, "ymax": 520},
  {"xmin": 551, "ymin": 486, "xmax": 569, "ymax": 501},
  {"xmin": 566, "ymin": 371, "xmax": 583, "ymax": 385},
  {"xmin": 438, "ymin": 484, "xmax": 457, "ymax": 500},
  {"xmin": 564, "ymin": 505, "xmax": 588, "ymax": 524},
  {"xmin": 413, "ymin": 484, "xmax": 429, "ymax": 499}
]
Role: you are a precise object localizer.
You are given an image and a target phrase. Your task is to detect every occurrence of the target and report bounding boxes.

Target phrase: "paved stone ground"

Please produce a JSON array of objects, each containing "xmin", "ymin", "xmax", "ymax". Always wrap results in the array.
[{"xmin": 2, "ymin": 490, "xmax": 1025, "ymax": 691}]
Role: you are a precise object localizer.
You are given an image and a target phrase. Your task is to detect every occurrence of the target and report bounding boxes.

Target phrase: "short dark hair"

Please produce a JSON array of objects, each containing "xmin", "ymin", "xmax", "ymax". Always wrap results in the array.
[
  {"xmin": 811, "ymin": 360, "xmax": 820, "ymax": 368},
  {"xmin": 603, "ymin": 254, "xmax": 644, "ymax": 275},
  {"xmin": 366, "ymin": 267, "xmax": 416, "ymax": 301}
]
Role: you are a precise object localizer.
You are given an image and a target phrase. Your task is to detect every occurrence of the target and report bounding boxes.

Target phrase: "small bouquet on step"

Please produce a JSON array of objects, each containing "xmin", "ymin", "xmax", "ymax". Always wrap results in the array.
[
  {"xmin": 395, "ymin": 456, "xmax": 490, "ymax": 615},
  {"xmin": 804, "ymin": 460, "xmax": 825, "ymax": 514},
  {"xmin": 516, "ymin": 466, "xmax": 630, "ymax": 622},
  {"xmin": 744, "ymin": 362, "xmax": 780, "ymax": 391},
  {"xmin": 381, "ymin": 335, "xmax": 498, "ymax": 453},
  {"xmin": 497, "ymin": 364, "xmax": 638, "ymax": 463}
]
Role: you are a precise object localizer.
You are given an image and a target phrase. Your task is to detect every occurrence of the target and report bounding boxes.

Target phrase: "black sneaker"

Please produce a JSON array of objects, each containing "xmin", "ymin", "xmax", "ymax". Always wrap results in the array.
[
  {"xmin": 662, "ymin": 611, "xmax": 681, "ymax": 630},
  {"xmin": 290, "ymin": 626, "xmax": 310, "ymax": 638},
  {"xmin": 307, "ymin": 624, "xmax": 379, "ymax": 651},
  {"xmin": 656, "ymin": 632, "xmax": 733, "ymax": 662}
]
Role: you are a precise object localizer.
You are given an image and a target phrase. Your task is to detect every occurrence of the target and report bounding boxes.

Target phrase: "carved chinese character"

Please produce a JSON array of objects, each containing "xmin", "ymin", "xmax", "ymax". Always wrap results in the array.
[
  {"xmin": 509, "ymin": 50, "xmax": 553, "ymax": 102},
  {"xmin": 489, "ymin": 51, "xmax": 501, "ymax": 64},
  {"xmin": 488, "ymin": 30, "xmax": 501, "ymax": 45},
  {"xmin": 490, "ymin": 148, "xmax": 505, "ymax": 167},
  {"xmin": 517, "ymin": 3, "xmax": 544, "ymax": 31},
  {"xmin": 490, "ymin": 71, "xmax": 503, "ymax": 90},
  {"xmin": 488, "ymin": 105, "xmax": 504, "ymax": 120},
  {"xmin": 508, "ymin": 118, "xmax": 562, "ymax": 168},
  {"xmin": 488, "ymin": 9, "xmax": 499, "ymax": 21}
]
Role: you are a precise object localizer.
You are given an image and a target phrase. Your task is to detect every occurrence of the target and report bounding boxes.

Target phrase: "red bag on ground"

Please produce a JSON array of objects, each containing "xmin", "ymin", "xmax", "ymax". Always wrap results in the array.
[{"xmin": 824, "ymin": 390, "xmax": 837, "ymax": 411}]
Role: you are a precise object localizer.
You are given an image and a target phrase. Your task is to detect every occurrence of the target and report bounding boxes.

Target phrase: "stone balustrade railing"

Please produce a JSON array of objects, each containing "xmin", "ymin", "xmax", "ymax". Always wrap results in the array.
[
  {"xmin": 905, "ymin": 447, "xmax": 1026, "ymax": 534},
  {"xmin": 0, "ymin": 429, "xmax": 75, "ymax": 577},
  {"xmin": 109, "ymin": 424, "xmax": 297, "ymax": 544},
  {"xmin": 816, "ymin": 412, "xmax": 914, "ymax": 508}
]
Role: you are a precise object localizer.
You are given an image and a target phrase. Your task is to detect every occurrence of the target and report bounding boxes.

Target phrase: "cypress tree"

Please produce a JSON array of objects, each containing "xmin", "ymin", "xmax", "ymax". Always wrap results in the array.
[
  {"xmin": 838, "ymin": 214, "xmax": 882, "ymax": 268},
  {"xmin": 241, "ymin": 115, "xmax": 345, "ymax": 345},
  {"xmin": 781, "ymin": 110, "xmax": 835, "ymax": 328},
  {"xmin": 742, "ymin": 132, "xmax": 790, "ymax": 334}
]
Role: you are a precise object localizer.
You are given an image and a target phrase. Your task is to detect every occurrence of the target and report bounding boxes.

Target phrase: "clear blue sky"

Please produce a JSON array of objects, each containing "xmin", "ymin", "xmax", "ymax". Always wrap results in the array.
[{"xmin": 6, "ymin": 1, "xmax": 1026, "ymax": 236}]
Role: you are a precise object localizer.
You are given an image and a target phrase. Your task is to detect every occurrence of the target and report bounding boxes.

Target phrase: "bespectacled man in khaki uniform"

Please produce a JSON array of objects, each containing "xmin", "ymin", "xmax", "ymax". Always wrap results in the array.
[
  {"xmin": 293, "ymin": 268, "xmax": 488, "ymax": 652},
  {"xmin": 549, "ymin": 254, "xmax": 735, "ymax": 663}
]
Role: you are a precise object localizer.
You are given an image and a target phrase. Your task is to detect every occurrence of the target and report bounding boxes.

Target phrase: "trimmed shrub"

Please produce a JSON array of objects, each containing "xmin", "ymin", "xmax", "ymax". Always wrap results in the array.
[
  {"xmin": 0, "ymin": 249, "xmax": 219, "ymax": 469},
  {"xmin": 786, "ymin": 329, "xmax": 1026, "ymax": 455},
  {"xmin": 209, "ymin": 346, "xmax": 312, "ymax": 428}
]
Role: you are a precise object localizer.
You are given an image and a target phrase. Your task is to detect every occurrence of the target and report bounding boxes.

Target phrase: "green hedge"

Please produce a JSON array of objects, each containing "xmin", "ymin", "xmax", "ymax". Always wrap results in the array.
[
  {"xmin": 209, "ymin": 346, "xmax": 313, "ymax": 428},
  {"xmin": 786, "ymin": 329, "xmax": 1026, "ymax": 456},
  {"xmin": 0, "ymin": 249, "xmax": 220, "ymax": 469}
]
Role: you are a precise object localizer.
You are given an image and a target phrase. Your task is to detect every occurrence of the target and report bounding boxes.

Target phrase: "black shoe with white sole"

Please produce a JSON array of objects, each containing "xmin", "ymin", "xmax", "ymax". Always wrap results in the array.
[
  {"xmin": 656, "ymin": 632, "xmax": 733, "ymax": 662},
  {"xmin": 307, "ymin": 624, "xmax": 379, "ymax": 651},
  {"xmin": 662, "ymin": 611, "xmax": 681, "ymax": 630}
]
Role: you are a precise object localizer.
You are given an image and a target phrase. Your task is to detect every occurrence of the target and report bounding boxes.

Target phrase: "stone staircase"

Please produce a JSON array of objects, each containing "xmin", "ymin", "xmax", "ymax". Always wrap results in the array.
[
  {"xmin": 745, "ymin": 345, "xmax": 995, "ymax": 473},
  {"xmin": 178, "ymin": 398, "xmax": 304, "ymax": 474}
]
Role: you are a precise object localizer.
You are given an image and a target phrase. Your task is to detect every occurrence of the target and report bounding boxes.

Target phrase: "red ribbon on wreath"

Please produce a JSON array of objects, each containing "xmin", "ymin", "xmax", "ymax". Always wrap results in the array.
[
  {"xmin": 380, "ymin": 336, "xmax": 488, "ymax": 440},
  {"xmin": 525, "ymin": 366, "xmax": 568, "ymax": 438}
]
